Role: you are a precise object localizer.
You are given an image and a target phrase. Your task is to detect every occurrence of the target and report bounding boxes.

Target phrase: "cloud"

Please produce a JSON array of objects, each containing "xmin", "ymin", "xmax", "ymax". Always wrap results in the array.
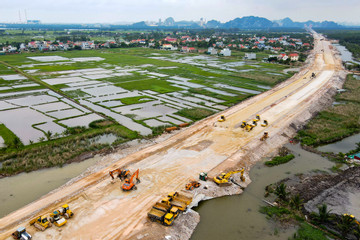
[{"xmin": 0, "ymin": 0, "xmax": 358, "ymax": 23}]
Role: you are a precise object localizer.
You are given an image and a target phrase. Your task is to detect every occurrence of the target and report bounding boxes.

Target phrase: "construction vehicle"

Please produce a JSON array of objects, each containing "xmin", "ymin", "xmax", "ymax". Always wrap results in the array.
[
  {"xmin": 240, "ymin": 121, "xmax": 247, "ymax": 128},
  {"xmin": 49, "ymin": 210, "xmax": 67, "ymax": 227},
  {"xmin": 12, "ymin": 227, "xmax": 32, "ymax": 240},
  {"xmin": 59, "ymin": 204, "xmax": 74, "ymax": 219},
  {"xmin": 148, "ymin": 202, "xmax": 180, "ymax": 226},
  {"xmin": 245, "ymin": 124, "xmax": 255, "ymax": 132},
  {"xmin": 260, "ymin": 132, "xmax": 269, "ymax": 141},
  {"xmin": 167, "ymin": 192, "xmax": 193, "ymax": 205},
  {"xmin": 122, "ymin": 169, "xmax": 140, "ymax": 191},
  {"xmin": 218, "ymin": 115, "xmax": 226, "ymax": 122},
  {"xmin": 311, "ymin": 72, "xmax": 316, "ymax": 78},
  {"xmin": 252, "ymin": 119, "xmax": 258, "ymax": 126},
  {"xmin": 261, "ymin": 120, "xmax": 268, "ymax": 127},
  {"xmin": 256, "ymin": 114, "xmax": 260, "ymax": 120},
  {"xmin": 109, "ymin": 168, "xmax": 130, "ymax": 181},
  {"xmin": 199, "ymin": 172, "xmax": 208, "ymax": 181},
  {"xmin": 178, "ymin": 123, "xmax": 189, "ymax": 128},
  {"xmin": 344, "ymin": 214, "xmax": 360, "ymax": 225},
  {"xmin": 213, "ymin": 169, "xmax": 245, "ymax": 185},
  {"xmin": 29, "ymin": 216, "xmax": 52, "ymax": 231},
  {"xmin": 185, "ymin": 180, "xmax": 201, "ymax": 190},
  {"xmin": 161, "ymin": 197, "xmax": 187, "ymax": 212}
]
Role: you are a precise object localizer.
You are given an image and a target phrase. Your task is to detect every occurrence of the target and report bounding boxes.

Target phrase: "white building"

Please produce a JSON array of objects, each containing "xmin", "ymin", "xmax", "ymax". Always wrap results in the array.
[
  {"xmin": 244, "ymin": 53, "xmax": 256, "ymax": 60},
  {"xmin": 207, "ymin": 47, "xmax": 218, "ymax": 55},
  {"xmin": 219, "ymin": 48, "xmax": 231, "ymax": 57}
]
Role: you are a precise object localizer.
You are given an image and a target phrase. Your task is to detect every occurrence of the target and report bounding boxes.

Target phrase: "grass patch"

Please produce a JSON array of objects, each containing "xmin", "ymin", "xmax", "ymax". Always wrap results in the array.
[
  {"xmin": 0, "ymin": 85, "xmax": 44, "ymax": 93},
  {"xmin": 259, "ymin": 206, "xmax": 291, "ymax": 218},
  {"xmin": 0, "ymin": 124, "xmax": 22, "ymax": 148},
  {"xmin": 297, "ymin": 75, "xmax": 360, "ymax": 146},
  {"xmin": 64, "ymin": 89, "xmax": 88, "ymax": 98},
  {"xmin": 289, "ymin": 223, "xmax": 329, "ymax": 240},
  {"xmin": 115, "ymin": 78, "xmax": 182, "ymax": 93},
  {"xmin": 175, "ymin": 107, "xmax": 215, "ymax": 121},
  {"xmin": 265, "ymin": 154, "xmax": 295, "ymax": 167},
  {"xmin": 119, "ymin": 96, "xmax": 154, "ymax": 105}
]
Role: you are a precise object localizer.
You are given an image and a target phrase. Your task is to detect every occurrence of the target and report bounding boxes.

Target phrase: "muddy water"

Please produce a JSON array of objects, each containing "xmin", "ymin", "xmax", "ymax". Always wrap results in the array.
[
  {"xmin": 317, "ymin": 133, "xmax": 360, "ymax": 154},
  {"xmin": 191, "ymin": 143, "xmax": 334, "ymax": 240},
  {"xmin": 0, "ymin": 155, "xmax": 101, "ymax": 218}
]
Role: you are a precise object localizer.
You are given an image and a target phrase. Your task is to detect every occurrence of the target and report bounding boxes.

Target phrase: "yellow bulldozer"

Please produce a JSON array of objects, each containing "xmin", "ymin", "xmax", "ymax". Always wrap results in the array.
[
  {"xmin": 213, "ymin": 169, "xmax": 245, "ymax": 185},
  {"xmin": 29, "ymin": 216, "xmax": 52, "ymax": 231}
]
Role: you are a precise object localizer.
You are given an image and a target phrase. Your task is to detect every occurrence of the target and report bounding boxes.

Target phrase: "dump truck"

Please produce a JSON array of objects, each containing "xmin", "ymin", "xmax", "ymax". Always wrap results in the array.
[
  {"xmin": 29, "ymin": 216, "xmax": 52, "ymax": 231},
  {"xmin": 161, "ymin": 196, "xmax": 187, "ymax": 212},
  {"xmin": 168, "ymin": 192, "xmax": 193, "ymax": 205},
  {"xmin": 12, "ymin": 227, "xmax": 32, "ymax": 240},
  {"xmin": 59, "ymin": 204, "xmax": 74, "ymax": 219},
  {"xmin": 49, "ymin": 210, "xmax": 67, "ymax": 227},
  {"xmin": 148, "ymin": 205, "xmax": 179, "ymax": 226}
]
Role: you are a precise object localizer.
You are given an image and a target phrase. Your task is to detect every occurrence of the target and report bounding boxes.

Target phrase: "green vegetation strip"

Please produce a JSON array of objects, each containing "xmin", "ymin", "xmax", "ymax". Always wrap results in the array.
[
  {"xmin": 265, "ymin": 154, "xmax": 295, "ymax": 166},
  {"xmin": 0, "ymin": 124, "xmax": 23, "ymax": 149},
  {"xmin": 0, "ymin": 124, "xmax": 138, "ymax": 176},
  {"xmin": 297, "ymin": 75, "xmax": 360, "ymax": 146},
  {"xmin": 175, "ymin": 107, "xmax": 215, "ymax": 121}
]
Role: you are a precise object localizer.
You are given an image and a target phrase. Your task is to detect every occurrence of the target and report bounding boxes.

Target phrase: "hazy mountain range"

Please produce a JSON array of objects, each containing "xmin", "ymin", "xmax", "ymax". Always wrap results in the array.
[{"xmin": 0, "ymin": 16, "xmax": 355, "ymax": 30}]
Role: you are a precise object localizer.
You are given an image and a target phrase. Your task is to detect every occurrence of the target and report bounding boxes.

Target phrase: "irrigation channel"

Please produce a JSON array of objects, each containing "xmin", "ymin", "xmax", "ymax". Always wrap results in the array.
[{"xmin": 191, "ymin": 143, "xmax": 335, "ymax": 240}]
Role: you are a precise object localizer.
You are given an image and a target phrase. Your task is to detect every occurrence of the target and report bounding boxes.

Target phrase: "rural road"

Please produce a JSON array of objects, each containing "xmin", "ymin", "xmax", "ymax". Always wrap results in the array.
[{"xmin": 0, "ymin": 31, "xmax": 344, "ymax": 239}]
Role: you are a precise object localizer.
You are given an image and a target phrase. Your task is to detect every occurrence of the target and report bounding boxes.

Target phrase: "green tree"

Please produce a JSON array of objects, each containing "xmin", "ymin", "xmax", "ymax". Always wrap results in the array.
[
  {"xmin": 311, "ymin": 204, "xmax": 332, "ymax": 224},
  {"xmin": 290, "ymin": 194, "xmax": 303, "ymax": 210},
  {"xmin": 45, "ymin": 131, "xmax": 53, "ymax": 141},
  {"xmin": 274, "ymin": 183, "xmax": 288, "ymax": 202},
  {"xmin": 337, "ymin": 214, "xmax": 355, "ymax": 238}
]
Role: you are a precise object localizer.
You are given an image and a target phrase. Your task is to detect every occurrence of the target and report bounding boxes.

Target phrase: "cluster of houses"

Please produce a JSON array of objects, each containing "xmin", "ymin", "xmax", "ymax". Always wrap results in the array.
[{"xmin": 0, "ymin": 33, "xmax": 309, "ymax": 62}]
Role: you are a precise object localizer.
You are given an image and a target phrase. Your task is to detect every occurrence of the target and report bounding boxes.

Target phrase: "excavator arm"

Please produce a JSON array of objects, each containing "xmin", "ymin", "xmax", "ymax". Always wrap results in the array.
[{"xmin": 130, "ymin": 169, "xmax": 140, "ymax": 184}]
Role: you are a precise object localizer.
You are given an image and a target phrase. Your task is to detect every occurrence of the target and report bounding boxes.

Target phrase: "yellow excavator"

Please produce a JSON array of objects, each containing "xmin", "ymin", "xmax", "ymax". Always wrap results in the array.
[
  {"xmin": 213, "ymin": 169, "xmax": 245, "ymax": 185},
  {"xmin": 344, "ymin": 214, "xmax": 360, "ymax": 225},
  {"xmin": 240, "ymin": 121, "xmax": 247, "ymax": 128}
]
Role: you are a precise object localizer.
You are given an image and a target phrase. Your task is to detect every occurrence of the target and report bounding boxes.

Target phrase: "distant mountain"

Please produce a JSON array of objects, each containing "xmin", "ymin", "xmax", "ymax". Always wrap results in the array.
[
  {"xmin": 223, "ymin": 16, "xmax": 276, "ymax": 29},
  {"xmin": 275, "ymin": 17, "xmax": 342, "ymax": 29},
  {"xmin": 131, "ymin": 16, "xmax": 343, "ymax": 29}
]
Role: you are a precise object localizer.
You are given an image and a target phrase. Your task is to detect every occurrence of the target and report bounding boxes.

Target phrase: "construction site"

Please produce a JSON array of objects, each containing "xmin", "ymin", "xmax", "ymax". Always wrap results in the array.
[{"xmin": 0, "ymin": 30, "xmax": 346, "ymax": 239}]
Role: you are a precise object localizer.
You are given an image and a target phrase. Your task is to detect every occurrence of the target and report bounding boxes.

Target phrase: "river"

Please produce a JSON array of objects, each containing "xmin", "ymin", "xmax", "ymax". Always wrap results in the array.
[
  {"xmin": 333, "ymin": 43, "xmax": 360, "ymax": 65},
  {"xmin": 191, "ymin": 143, "xmax": 335, "ymax": 240}
]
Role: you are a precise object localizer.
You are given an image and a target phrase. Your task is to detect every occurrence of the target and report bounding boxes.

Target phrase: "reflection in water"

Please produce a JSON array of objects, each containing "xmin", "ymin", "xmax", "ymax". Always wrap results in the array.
[{"xmin": 0, "ymin": 156, "xmax": 101, "ymax": 217}]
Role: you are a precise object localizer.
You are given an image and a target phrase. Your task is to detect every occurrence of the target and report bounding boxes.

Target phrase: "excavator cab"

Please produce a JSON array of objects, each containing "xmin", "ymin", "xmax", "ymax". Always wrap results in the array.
[
  {"xmin": 256, "ymin": 114, "xmax": 260, "ymax": 120},
  {"xmin": 240, "ymin": 121, "xmax": 247, "ymax": 128},
  {"xmin": 122, "ymin": 169, "xmax": 140, "ymax": 191}
]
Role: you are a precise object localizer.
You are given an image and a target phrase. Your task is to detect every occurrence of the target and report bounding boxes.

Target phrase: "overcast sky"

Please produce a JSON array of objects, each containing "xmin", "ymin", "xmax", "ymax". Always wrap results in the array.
[{"xmin": 0, "ymin": 0, "xmax": 359, "ymax": 24}]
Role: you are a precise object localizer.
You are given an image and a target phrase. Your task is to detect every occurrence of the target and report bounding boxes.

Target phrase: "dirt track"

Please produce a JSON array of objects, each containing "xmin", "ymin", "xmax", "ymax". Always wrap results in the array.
[{"xmin": 0, "ymin": 32, "xmax": 345, "ymax": 240}]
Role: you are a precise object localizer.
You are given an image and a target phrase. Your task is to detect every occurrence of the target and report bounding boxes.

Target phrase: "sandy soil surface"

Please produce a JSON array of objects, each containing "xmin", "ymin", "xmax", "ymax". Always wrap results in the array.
[{"xmin": 0, "ymin": 32, "xmax": 345, "ymax": 240}]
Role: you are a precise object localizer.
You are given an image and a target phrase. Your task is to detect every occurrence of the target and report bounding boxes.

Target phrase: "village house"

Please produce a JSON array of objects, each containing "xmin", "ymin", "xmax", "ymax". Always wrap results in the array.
[
  {"xmin": 207, "ymin": 47, "xmax": 218, "ymax": 55},
  {"xmin": 181, "ymin": 46, "xmax": 197, "ymax": 53},
  {"xmin": 161, "ymin": 44, "xmax": 177, "ymax": 50},
  {"xmin": 289, "ymin": 53, "xmax": 299, "ymax": 61},
  {"xmin": 219, "ymin": 48, "xmax": 231, "ymax": 56},
  {"xmin": 244, "ymin": 53, "xmax": 256, "ymax": 60},
  {"xmin": 278, "ymin": 53, "xmax": 288, "ymax": 61}
]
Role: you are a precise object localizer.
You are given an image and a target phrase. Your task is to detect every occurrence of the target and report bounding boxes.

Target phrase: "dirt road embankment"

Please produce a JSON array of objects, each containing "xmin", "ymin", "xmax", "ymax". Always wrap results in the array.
[{"xmin": 0, "ymin": 32, "xmax": 347, "ymax": 240}]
